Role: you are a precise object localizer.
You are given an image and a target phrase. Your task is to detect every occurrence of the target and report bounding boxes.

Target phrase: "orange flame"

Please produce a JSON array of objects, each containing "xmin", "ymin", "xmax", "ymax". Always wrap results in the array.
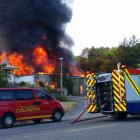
[
  {"xmin": 69, "ymin": 63, "xmax": 85, "ymax": 77},
  {"xmin": 33, "ymin": 46, "xmax": 48, "ymax": 65},
  {"xmin": 0, "ymin": 46, "xmax": 84, "ymax": 77},
  {"xmin": 0, "ymin": 52, "xmax": 7, "ymax": 63},
  {"xmin": 0, "ymin": 52, "xmax": 34, "ymax": 76},
  {"xmin": 8, "ymin": 53, "xmax": 34, "ymax": 75},
  {"xmin": 0, "ymin": 46, "xmax": 56, "ymax": 76},
  {"xmin": 33, "ymin": 46, "xmax": 55, "ymax": 74}
]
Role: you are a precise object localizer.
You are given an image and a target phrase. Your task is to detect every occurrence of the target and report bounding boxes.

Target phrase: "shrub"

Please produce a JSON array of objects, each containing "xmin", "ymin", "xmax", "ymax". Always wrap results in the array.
[
  {"xmin": 43, "ymin": 88, "xmax": 68, "ymax": 101},
  {"xmin": 18, "ymin": 81, "xmax": 35, "ymax": 88},
  {"xmin": 56, "ymin": 94, "xmax": 68, "ymax": 101}
]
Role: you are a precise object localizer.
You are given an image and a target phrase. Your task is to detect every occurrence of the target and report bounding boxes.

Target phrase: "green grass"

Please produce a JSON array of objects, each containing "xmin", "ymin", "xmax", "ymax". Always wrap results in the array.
[{"xmin": 61, "ymin": 101, "xmax": 77, "ymax": 111}]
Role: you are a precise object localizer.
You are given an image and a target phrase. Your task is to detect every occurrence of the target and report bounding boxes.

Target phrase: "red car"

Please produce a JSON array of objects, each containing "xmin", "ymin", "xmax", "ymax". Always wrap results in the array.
[{"xmin": 0, "ymin": 88, "xmax": 65, "ymax": 128}]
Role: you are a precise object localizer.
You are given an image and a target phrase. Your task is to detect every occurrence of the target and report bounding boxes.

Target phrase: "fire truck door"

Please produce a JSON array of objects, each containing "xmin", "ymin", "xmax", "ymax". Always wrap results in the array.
[
  {"xmin": 96, "ymin": 81, "xmax": 113, "ymax": 112},
  {"xmin": 86, "ymin": 72, "xmax": 97, "ymax": 113}
]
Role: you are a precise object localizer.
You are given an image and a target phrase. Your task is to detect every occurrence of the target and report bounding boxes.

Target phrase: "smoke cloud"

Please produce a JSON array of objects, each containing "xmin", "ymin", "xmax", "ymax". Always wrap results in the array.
[{"xmin": 0, "ymin": 0, "xmax": 75, "ymax": 73}]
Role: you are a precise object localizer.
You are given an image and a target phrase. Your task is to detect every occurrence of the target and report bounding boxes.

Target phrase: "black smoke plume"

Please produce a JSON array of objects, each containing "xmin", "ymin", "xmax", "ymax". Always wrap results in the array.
[{"xmin": 0, "ymin": 0, "xmax": 74, "ymax": 73}]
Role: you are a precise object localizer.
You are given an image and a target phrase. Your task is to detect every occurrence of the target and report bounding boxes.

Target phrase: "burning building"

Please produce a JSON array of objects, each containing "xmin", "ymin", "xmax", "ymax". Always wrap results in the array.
[
  {"xmin": 0, "ymin": 0, "xmax": 84, "ymax": 91},
  {"xmin": 0, "ymin": 0, "xmax": 83, "ymax": 77}
]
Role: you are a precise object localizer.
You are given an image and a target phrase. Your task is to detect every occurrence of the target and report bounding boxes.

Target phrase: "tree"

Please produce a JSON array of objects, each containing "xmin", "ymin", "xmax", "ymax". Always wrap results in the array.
[
  {"xmin": 81, "ymin": 47, "xmax": 90, "ymax": 58},
  {"xmin": 116, "ymin": 36, "xmax": 140, "ymax": 68},
  {"xmin": 75, "ymin": 35, "xmax": 140, "ymax": 73},
  {"xmin": 0, "ymin": 65, "xmax": 8, "ymax": 87}
]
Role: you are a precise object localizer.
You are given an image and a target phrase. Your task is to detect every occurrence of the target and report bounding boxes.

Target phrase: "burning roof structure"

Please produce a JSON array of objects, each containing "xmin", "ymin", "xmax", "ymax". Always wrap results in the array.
[{"xmin": 0, "ymin": 0, "xmax": 84, "ymax": 77}]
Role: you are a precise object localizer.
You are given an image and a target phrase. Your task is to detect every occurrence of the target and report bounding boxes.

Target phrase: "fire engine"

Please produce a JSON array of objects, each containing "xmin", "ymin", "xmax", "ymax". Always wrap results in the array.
[{"xmin": 86, "ymin": 63, "xmax": 140, "ymax": 119}]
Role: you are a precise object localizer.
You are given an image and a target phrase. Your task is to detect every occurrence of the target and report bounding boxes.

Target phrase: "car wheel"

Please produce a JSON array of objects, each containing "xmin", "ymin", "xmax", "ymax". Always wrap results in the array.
[
  {"xmin": 52, "ymin": 110, "xmax": 63, "ymax": 122},
  {"xmin": 1, "ymin": 113, "xmax": 15, "ymax": 128},
  {"xmin": 33, "ymin": 119, "xmax": 42, "ymax": 123}
]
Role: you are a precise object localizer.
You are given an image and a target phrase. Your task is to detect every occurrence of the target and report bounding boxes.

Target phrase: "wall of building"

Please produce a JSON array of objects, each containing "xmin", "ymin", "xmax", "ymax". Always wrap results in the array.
[{"xmin": 71, "ymin": 77, "xmax": 86, "ymax": 96}]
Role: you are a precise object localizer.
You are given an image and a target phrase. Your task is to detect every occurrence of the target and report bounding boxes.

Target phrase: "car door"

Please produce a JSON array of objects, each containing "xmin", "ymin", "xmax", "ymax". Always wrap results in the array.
[
  {"xmin": 14, "ymin": 89, "xmax": 39, "ymax": 120},
  {"xmin": 34, "ymin": 90, "xmax": 53, "ymax": 117}
]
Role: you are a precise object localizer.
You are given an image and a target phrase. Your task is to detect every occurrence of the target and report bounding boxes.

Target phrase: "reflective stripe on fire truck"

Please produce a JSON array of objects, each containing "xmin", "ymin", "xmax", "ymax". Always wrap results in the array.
[
  {"xmin": 86, "ymin": 72, "xmax": 97, "ymax": 113},
  {"xmin": 123, "ymin": 68, "xmax": 140, "ymax": 95},
  {"xmin": 112, "ymin": 70, "xmax": 127, "ymax": 112}
]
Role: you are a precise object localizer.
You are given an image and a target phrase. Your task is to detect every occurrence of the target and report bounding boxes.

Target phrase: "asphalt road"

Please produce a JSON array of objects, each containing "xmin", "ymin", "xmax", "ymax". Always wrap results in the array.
[{"xmin": 1, "ymin": 97, "xmax": 140, "ymax": 140}]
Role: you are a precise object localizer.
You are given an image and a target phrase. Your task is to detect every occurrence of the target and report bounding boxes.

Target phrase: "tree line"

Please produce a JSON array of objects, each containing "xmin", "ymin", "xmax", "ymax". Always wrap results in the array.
[{"xmin": 75, "ymin": 36, "xmax": 140, "ymax": 73}]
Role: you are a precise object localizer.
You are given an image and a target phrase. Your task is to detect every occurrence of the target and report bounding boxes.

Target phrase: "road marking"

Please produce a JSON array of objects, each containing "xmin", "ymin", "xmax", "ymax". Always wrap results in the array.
[
  {"xmin": 69, "ymin": 124, "xmax": 118, "ymax": 132},
  {"xmin": 1, "ymin": 124, "xmax": 118, "ymax": 140}
]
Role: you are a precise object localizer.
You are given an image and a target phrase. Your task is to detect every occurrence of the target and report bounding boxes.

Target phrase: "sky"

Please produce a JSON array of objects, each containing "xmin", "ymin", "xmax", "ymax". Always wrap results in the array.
[{"xmin": 66, "ymin": 0, "xmax": 140, "ymax": 56}]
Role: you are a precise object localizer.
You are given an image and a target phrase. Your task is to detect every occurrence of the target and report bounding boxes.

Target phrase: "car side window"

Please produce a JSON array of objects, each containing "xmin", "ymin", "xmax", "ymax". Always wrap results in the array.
[
  {"xmin": 0, "ymin": 90, "xmax": 14, "ymax": 100},
  {"xmin": 45, "ymin": 93, "xmax": 53, "ymax": 100},
  {"xmin": 35, "ymin": 90, "xmax": 53, "ymax": 100},
  {"xmin": 15, "ymin": 90, "xmax": 33, "ymax": 100},
  {"xmin": 36, "ymin": 91, "xmax": 47, "ymax": 100}
]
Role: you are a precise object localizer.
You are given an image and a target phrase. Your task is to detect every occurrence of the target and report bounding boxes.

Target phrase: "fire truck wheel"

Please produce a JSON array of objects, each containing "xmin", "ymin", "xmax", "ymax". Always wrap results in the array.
[
  {"xmin": 33, "ymin": 119, "xmax": 42, "ymax": 123},
  {"xmin": 52, "ymin": 110, "xmax": 63, "ymax": 122},
  {"xmin": 1, "ymin": 113, "xmax": 15, "ymax": 128}
]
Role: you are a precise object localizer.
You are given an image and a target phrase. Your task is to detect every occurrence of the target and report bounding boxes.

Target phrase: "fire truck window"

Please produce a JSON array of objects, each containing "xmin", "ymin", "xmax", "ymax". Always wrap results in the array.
[
  {"xmin": 0, "ymin": 91, "xmax": 14, "ymax": 100},
  {"xmin": 96, "ymin": 82, "xmax": 112, "ymax": 94},
  {"xmin": 15, "ymin": 90, "xmax": 33, "ymax": 100}
]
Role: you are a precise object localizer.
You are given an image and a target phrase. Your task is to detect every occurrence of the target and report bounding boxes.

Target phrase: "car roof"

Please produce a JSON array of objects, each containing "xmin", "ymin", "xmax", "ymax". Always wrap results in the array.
[{"xmin": 0, "ymin": 88, "xmax": 39, "ymax": 90}]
